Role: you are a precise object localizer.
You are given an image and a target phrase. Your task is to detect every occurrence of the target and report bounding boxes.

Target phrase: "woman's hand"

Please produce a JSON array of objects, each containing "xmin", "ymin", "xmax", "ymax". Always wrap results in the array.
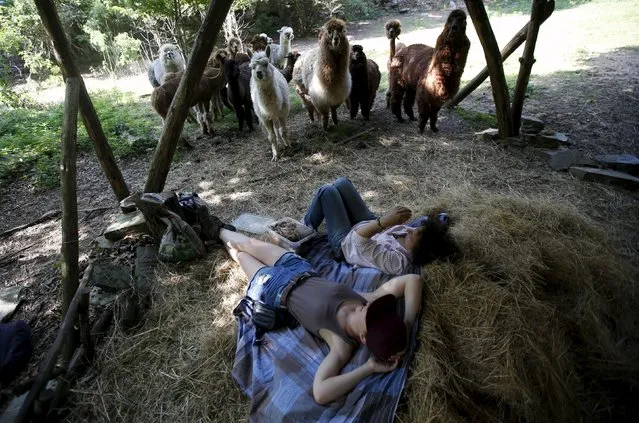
[
  {"xmin": 380, "ymin": 206, "xmax": 412, "ymax": 228},
  {"xmin": 366, "ymin": 356, "xmax": 401, "ymax": 373}
]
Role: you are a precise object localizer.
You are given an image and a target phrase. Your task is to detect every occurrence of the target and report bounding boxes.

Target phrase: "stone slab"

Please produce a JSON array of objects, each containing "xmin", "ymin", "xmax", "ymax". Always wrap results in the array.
[
  {"xmin": 569, "ymin": 166, "xmax": 639, "ymax": 190},
  {"xmin": 525, "ymin": 131, "xmax": 570, "ymax": 148},
  {"xmin": 104, "ymin": 211, "xmax": 149, "ymax": 241},
  {"xmin": 595, "ymin": 154, "xmax": 639, "ymax": 176},
  {"xmin": 475, "ymin": 128, "xmax": 499, "ymax": 142},
  {"xmin": 521, "ymin": 115, "xmax": 545, "ymax": 134},
  {"xmin": 91, "ymin": 260, "xmax": 132, "ymax": 291},
  {"xmin": 0, "ymin": 285, "xmax": 23, "ymax": 322},
  {"xmin": 231, "ymin": 213, "xmax": 276, "ymax": 235}
]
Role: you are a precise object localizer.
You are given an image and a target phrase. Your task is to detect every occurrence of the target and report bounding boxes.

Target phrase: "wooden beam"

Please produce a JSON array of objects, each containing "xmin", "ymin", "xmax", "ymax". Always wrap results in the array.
[
  {"xmin": 144, "ymin": 0, "xmax": 235, "ymax": 193},
  {"xmin": 446, "ymin": 0, "xmax": 555, "ymax": 109},
  {"xmin": 14, "ymin": 264, "xmax": 94, "ymax": 423},
  {"xmin": 60, "ymin": 77, "xmax": 80, "ymax": 366},
  {"xmin": 464, "ymin": 0, "xmax": 515, "ymax": 138},
  {"xmin": 33, "ymin": 0, "xmax": 130, "ymax": 201},
  {"xmin": 511, "ymin": 0, "xmax": 553, "ymax": 134}
]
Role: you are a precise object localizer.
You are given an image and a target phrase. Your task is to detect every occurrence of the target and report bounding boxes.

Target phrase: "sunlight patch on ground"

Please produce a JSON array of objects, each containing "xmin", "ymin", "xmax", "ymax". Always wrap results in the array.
[{"xmin": 307, "ymin": 152, "xmax": 331, "ymax": 165}]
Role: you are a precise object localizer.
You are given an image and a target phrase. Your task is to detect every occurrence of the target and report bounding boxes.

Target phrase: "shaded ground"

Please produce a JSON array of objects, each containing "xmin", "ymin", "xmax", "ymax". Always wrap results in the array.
[{"xmin": 1, "ymin": 0, "xmax": 638, "ymax": 418}]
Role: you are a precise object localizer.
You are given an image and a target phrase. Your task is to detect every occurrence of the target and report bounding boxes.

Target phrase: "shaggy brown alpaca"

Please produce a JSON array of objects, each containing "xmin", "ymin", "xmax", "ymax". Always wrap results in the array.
[
  {"xmin": 293, "ymin": 18, "xmax": 350, "ymax": 130},
  {"xmin": 348, "ymin": 45, "xmax": 381, "ymax": 120},
  {"xmin": 280, "ymin": 50, "xmax": 300, "ymax": 83},
  {"xmin": 385, "ymin": 19, "xmax": 406, "ymax": 108},
  {"xmin": 389, "ymin": 43, "xmax": 434, "ymax": 122},
  {"xmin": 249, "ymin": 34, "xmax": 268, "ymax": 52},
  {"xmin": 226, "ymin": 37, "xmax": 250, "ymax": 64},
  {"xmin": 151, "ymin": 67, "xmax": 222, "ymax": 136},
  {"xmin": 224, "ymin": 58, "xmax": 254, "ymax": 132},
  {"xmin": 416, "ymin": 9, "xmax": 470, "ymax": 133}
]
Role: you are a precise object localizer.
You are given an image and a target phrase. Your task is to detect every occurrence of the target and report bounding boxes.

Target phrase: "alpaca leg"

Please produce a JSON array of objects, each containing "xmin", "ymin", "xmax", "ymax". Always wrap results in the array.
[
  {"xmin": 235, "ymin": 102, "xmax": 244, "ymax": 131},
  {"xmin": 264, "ymin": 119, "xmax": 278, "ymax": 161},
  {"xmin": 349, "ymin": 97, "xmax": 358, "ymax": 120},
  {"xmin": 245, "ymin": 103, "xmax": 254, "ymax": 131},
  {"xmin": 322, "ymin": 112, "xmax": 329, "ymax": 130},
  {"xmin": 277, "ymin": 118, "xmax": 291, "ymax": 147},
  {"xmin": 203, "ymin": 101, "xmax": 214, "ymax": 135},
  {"xmin": 360, "ymin": 97, "xmax": 370, "ymax": 121},
  {"xmin": 390, "ymin": 83, "xmax": 405, "ymax": 122},
  {"xmin": 196, "ymin": 105, "xmax": 207, "ymax": 135},
  {"xmin": 403, "ymin": 88, "xmax": 417, "ymax": 121},
  {"xmin": 429, "ymin": 106, "xmax": 441, "ymax": 133},
  {"xmin": 331, "ymin": 106, "xmax": 338, "ymax": 125},
  {"xmin": 386, "ymin": 90, "xmax": 391, "ymax": 109},
  {"xmin": 417, "ymin": 90, "xmax": 430, "ymax": 134}
]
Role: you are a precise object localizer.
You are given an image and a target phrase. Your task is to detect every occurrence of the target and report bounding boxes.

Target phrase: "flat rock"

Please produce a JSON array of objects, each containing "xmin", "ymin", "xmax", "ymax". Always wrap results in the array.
[
  {"xmin": 525, "ymin": 131, "xmax": 570, "ymax": 148},
  {"xmin": 91, "ymin": 260, "xmax": 132, "ymax": 291},
  {"xmin": 595, "ymin": 154, "xmax": 639, "ymax": 176},
  {"xmin": 475, "ymin": 128, "xmax": 499, "ymax": 142},
  {"xmin": 521, "ymin": 115, "xmax": 545, "ymax": 134},
  {"xmin": 95, "ymin": 235, "xmax": 116, "ymax": 249},
  {"xmin": 104, "ymin": 211, "xmax": 148, "ymax": 241},
  {"xmin": 0, "ymin": 285, "xmax": 23, "ymax": 322},
  {"xmin": 535, "ymin": 149, "xmax": 585, "ymax": 171},
  {"xmin": 569, "ymin": 166, "xmax": 639, "ymax": 190}
]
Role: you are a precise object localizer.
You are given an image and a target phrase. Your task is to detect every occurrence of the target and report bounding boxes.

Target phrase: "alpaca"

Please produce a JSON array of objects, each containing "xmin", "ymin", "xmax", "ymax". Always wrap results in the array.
[
  {"xmin": 348, "ymin": 45, "xmax": 381, "ymax": 120},
  {"xmin": 385, "ymin": 20, "xmax": 406, "ymax": 108},
  {"xmin": 147, "ymin": 44, "xmax": 185, "ymax": 88},
  {"xmin": 280, "ymin": 51, "xmax": 301, "ymax": 83},
  {"xmin": 249, "ymin": 33, "xmax": 273, "ymax": 53},
  {"xmin": 266, "ymin": 27, "xmax": 294, "ymax": 69},
  {"xmin": 389, "ymin": 42, "xmax": 434, "ymax": 122},
  {"xmin": 224, "ymin": 58, "xmax": 254, "ymax": 132},
  {"xmin": 416, "ymin": 9, "xmax": 470, "ymax": 133},
  {"xmin": 250, "ymin": 52, "xmax": 291, "ymax": 161},
  {"xmin": 226, "ymin": 37, "xmax": 250, "ymax": 64},
  {"xmin": 293, "ymin": 18, "xmax": 350, "ymax": 130}
]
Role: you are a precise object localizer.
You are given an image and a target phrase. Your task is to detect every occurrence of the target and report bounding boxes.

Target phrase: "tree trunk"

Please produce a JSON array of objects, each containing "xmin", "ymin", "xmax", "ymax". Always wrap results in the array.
[
  {"xmin": 511, "ymin": 0, "xmax": 552, "ymax": 134},
  {"xmin": 464, "ymin": 0, "xmax": 515, "ymax": 138},
  {"xmin": 144, "ymin": 0, "xmax": 235, "ymax": 193},
  {"xmin": 446, "ymin": 0, "xmax": 555, "ymax": 109},
  {"xmin": 33, "ymin": 0, "xmax": 130, "ymax": 201},
  {"xmin": 60, "ymin": 77, "xmax": 80, "ymax": 368}
]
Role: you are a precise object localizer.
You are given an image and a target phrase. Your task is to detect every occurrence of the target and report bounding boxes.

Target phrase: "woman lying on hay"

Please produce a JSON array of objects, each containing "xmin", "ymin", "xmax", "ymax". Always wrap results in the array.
[
  {"xmin": 303, "ymin": 177, "xmax": 460, "ymax": 275},
  {"xmin": 217, "ymin": 225, "xmax": 424, "ymax": 404}
]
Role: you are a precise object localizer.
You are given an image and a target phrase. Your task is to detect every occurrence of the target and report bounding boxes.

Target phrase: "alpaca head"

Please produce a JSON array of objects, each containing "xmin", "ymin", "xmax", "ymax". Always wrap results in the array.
[
  {"xmin": 261, "ymin": 33, "xmax": 274, "ymax": 44},
  {"xmin": 250, "ymin": 52, "xmax": 273, "ymax": 82},
  {"xmin": 208, "ymin": 49, "xmax": 227, "ymax": 68},
  {"xmin": 349, "ymin": 45, "xmax": 367, "ymax": 69},
  {"xmin": 159, "ymin": 44, "xmax": 181, "ymax": 64},
  {"xmin": 227, "ymin": 37, "xmax": 242, "ymax": 55},
  {"xmin": 385, "ymin": 20, "xmax": 402, "ymax": 40},
  {"xmin": 286, "ymin": 51, "xmax": 301, "ymax": 66},
  {"xmin": 250, "ymin": 34, "xmax": 268, "ymax": 52},
  {"xmin": 321, "ymin": 18, "xmax": 348, "ymax": 51},
  {"xmin": 444, "ymin": 9, "xmax": 468, "ymax": 42},
  {"xmin": 278, "ymin": 26, "xmax": 294, "ymax": 42}
]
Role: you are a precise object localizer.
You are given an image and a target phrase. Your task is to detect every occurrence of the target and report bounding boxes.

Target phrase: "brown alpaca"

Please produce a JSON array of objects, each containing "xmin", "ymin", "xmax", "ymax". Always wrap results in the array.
[
  {"xmin": 280, "ymin": 51, "xmax": 301, "ymax": 83},
  {"xmin": 249, "ymin": 34, "xmax": 268, "ymax": 52},
  {"xmin": 416, "ymin": 9, "xmax": 470, "ymax": 133},
  {"xmin": 385, "ymin": 19, "xmax": 406, "ymax": 109},
  {"xmin": 348, "ymin": 45, "xmax": 381, "ymax": 120},
  {"xmin": 389, "ymin": 43, "xmax": 434, "ymax": 122},
  {"xmin": 293, "ymin": 18, "xmax": 351, "ymax": 130},
  {"xmin": 226, "ymin": 37, "xmax": 250, "ymax": 64},
  {"xmin": 151, "ymin": 66, "xmax": 223, "ymax": 136}
]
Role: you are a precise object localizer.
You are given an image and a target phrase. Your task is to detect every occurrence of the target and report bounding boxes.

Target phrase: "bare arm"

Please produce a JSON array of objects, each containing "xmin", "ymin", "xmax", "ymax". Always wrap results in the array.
[
  {"xmin": 354, "ymin": 206, "xmax": 412, "ymax": 239},
  {"xmin": 363, "ymin": 274, "xmax": 423, "ymax": 327}
]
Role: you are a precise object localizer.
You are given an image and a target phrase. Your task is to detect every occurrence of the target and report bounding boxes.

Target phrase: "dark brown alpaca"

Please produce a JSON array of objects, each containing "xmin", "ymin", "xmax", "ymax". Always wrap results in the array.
[
  {"xmin": 389, "ymin": 42, "xmax": 434, "ymax": 122},
  {"xmin": 385, "ymin": 20, "xmax": 406, "ymax": 109},
  {"xmin": 416, "ymin": 9, "xmax": 470, "ymax": 133},
  {"xmin": 280, "ymin": 51, "xmax": 301, "ymax": 83},
  {"xmin": 224, "ymin": 58, "xmax": 254, "ymax": 132},
  {"xmin": 348, "ymin": 45, "xmax": 381, "ymax": 120}
]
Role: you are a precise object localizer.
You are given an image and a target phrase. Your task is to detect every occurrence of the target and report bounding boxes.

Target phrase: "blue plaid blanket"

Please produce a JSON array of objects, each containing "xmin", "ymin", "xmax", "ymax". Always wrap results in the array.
[{"xmin": 232, "ymin": 235, "xmax": 417, "ymax": 422}]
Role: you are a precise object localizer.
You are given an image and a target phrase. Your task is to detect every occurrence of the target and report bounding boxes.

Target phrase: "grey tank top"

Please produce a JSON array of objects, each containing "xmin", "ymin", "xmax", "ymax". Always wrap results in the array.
[{"xmin": 286, "ymin": 277, "xmax": 365, "ymax": 348}]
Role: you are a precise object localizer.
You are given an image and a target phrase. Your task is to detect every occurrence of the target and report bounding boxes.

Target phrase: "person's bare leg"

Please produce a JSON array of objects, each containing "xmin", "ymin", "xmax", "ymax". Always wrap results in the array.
[
  {"xmin": 220, "ymin": 229, "xmax": 289, "ymax": 266},
  {"xmin": 236, "ymin": 252, "xmax": 267, "ymax": 281}
]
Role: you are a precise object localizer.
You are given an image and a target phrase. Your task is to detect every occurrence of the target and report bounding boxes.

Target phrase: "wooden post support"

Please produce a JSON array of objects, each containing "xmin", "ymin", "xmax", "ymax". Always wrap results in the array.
[
  {"xmin": 511, "ymin": 0, "xmax": 551, "ymax": 134},
  {"xmin": 446, "ymin": 0, "xmax": 555, "ymax": 109},
  {"xmin": 60, "ymin": 77, "xmax": 80, "ymax": 367},
  {"xmin": 14, "ymin": 264, "xmax": 94, "ymax": 423},
  {"xmin": 33, "ymin": 0, "xmax": 130, "ymax": 201},
  {"xmin": 464, "ymin": 0, "xmax": 515, "ymax": 138},
  {"xmin": 143, "ymin": 0, "xmax": 235, "ymax": 193}
]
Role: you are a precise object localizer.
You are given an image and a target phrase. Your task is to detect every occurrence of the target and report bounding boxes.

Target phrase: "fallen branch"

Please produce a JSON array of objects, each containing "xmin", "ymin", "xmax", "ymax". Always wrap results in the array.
[
  {"xmin": 0, "ymin": 210, "xmax": 61, "ymax": 239},
  {"xmin": 336, "ymin": 127, "xmax": 375, "ymax": 145}
]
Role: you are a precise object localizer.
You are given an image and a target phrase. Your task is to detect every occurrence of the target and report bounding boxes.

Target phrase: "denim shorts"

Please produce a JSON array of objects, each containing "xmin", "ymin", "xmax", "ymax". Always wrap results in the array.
[{"xmin": 246, "ymin": 252, "xmax": 316, "ymax": 309}]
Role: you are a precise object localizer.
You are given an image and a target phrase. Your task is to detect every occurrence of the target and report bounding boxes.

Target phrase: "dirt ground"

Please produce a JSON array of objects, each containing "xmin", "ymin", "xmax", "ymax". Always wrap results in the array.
[{"xmin": 1, "ymin": 2, "xmax": 638, "ymax": 418}]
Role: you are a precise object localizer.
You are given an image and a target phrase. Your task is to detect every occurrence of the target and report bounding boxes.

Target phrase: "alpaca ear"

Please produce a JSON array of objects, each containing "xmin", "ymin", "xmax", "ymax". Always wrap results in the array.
[
  {"xmin": 265, "ymin": 45, "xmax": 271, "ymax": 59},
  {"xmin": 247, "ymin": 49, "xmax": 253, "ymax": 58}
]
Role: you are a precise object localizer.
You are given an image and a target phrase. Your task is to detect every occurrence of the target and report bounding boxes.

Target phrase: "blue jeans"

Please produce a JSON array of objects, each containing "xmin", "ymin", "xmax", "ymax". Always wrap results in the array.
[
  {"xmin": 303, "ymin": 177, "xmax": 377, "ymax": 258},
  {"xmin": 246, "ymin": 253, "xmax": 316, "ymax": 308}
]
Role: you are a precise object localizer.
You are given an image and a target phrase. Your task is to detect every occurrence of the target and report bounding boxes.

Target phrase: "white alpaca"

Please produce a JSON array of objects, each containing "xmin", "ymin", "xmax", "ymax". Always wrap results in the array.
[
  {"xmin": 293, "ymin": 18, "xmax": 351, "ymax": 130},
  {"xmin": 147, "ymin": 44, "xmax": 185, "ymax": 88},
  {"xmin": 250, "ymin": 52, "xmax": 291, "ymax": 162},
  {"xmin": 267, "ymin": 26, "xmax": 294, "ymax": 69}
]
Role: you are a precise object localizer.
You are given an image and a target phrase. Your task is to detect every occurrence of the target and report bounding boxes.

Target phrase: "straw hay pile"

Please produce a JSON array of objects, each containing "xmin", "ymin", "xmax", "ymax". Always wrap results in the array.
[{"xmin": 66, "ymin": 188, "xmax": 638, "ymax": 422}]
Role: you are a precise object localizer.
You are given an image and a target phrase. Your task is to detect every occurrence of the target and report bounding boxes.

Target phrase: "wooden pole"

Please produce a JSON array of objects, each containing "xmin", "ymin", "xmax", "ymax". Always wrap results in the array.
[
  {"xmin": 511, "ymin": 0, "xmax": 551, "ymax": 134},
  {"xmin": 14, "ymin": 264, "xmax": 94, "ymax": 423},
  {"xmin": 446, "ymin": 0, "xmax": 555, "ymax": 109},
  {"xmin": 60, "ymin": 77, "xmax": 80, "ymax": 367},
  {"xmin": 464, "ymin": 0, "xmax": 515, "ymax": 138},
  {"xmin": 144, "ymin": 0, "xmax": 235, "ymax": 193},
  {"xmin": 33, "ymin": 0, "xmax": 130, "ymax": 201}
]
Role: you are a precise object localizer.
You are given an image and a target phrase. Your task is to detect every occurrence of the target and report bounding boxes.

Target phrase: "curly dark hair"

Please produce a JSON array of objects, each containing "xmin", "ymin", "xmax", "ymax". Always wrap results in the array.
[{"xmin": 411, "ymin": 214, "xmax": 461, "ymax": 266}]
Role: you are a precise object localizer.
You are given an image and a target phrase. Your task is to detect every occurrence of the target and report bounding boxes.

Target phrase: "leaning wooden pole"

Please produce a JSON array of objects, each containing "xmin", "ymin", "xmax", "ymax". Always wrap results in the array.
[
  {"xmin": 33, "ymin": 0, "xmax": 130, "ymax": 201},
  {"xmin": 464, "ymin": 0, "xmax": 515, "ymax": 138},
  {"xmin": 446, "ymin": 0, "xmax": 554, "ymax": 109},
  {"xmin": 14, "ymin": 264, "xmax": 94, "ymax": 423},
  {"xmin": 60, "ymin": 77, "xmax": 81, "ymax": 367},
  {"xmin": 144, "ymin": 0, "xmax": 235, "ymax": 193},
  {"xmin": 511, "ymin": 0, "xmax": 550, "ymax": 134}
]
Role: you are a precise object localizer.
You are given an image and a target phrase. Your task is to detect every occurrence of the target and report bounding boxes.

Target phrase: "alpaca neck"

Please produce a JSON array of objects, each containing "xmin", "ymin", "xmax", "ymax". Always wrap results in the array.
[
  {"xmin": 279, "ymin": 35, "xmax": 291, "ymax": 56},
  {"xmin": 390, "ymin": 38, "xmax": 397, "ymax": 59}
]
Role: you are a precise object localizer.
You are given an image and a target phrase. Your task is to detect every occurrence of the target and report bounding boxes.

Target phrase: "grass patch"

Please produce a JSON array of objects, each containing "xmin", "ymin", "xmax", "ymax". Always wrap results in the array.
[
  {"xmin": 0, "ymin": 90, "xmax": 159, "ymax": 189},
  {"xmin": 486, "ymin": 0, "xmax": 594, "ymax": 15},
  {"xmin": 455, "ymin": 107, "xmax": 498, "ymax": 129}
]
